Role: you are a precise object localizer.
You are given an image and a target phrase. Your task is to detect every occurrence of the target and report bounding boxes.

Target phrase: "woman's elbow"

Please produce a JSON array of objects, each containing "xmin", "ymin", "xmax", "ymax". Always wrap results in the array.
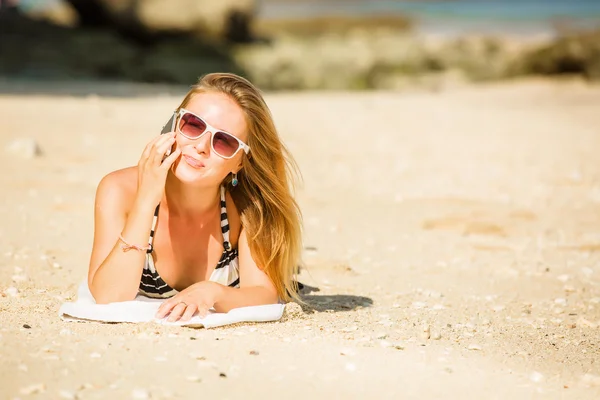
[{"xmin": 89, "ymin": 282, "xmax": 137, "ymax": 304}]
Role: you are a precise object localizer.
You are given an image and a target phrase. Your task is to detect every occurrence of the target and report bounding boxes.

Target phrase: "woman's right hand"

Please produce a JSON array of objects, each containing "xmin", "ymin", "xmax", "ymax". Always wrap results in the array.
[{"xmin": 135, "ymin": 132, "xmax": 181, "ymax": 208}]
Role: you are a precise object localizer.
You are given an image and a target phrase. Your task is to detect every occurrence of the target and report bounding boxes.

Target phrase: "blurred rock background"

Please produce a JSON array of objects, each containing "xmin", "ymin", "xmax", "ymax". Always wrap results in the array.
[{"xmin": 1, "ymin": 0, "xmax": 599, "ymax": 90}]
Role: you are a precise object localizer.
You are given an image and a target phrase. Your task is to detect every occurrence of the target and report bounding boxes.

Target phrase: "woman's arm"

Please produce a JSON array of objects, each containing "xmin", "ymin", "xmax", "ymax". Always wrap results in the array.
[
  {"xmin": 212, "ymin": 227, "xmax": 279, "ymax": 312},
  {"xmin": 89, "ymin": 133, "xmax": 179, "ymax": 304},
  {"xmin": 87, "ymin": 169, "xmax": 156, "ymax": 304}
]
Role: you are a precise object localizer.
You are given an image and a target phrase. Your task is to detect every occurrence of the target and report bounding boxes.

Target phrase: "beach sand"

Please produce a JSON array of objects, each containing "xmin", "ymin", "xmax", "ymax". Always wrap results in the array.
[{"xmin": 0, "ymin": 78, "xmax": 599, "ymax": 399}]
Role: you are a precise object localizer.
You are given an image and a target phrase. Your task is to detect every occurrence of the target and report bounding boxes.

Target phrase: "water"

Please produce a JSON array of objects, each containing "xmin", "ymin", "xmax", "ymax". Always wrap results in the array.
[
  {"xmin": 16, "ymin": 0, "xmax": 600, "ymax": 36},
  {"xmin": 259, "ymin": 0, "xmax": 600, "ymax": 36}
]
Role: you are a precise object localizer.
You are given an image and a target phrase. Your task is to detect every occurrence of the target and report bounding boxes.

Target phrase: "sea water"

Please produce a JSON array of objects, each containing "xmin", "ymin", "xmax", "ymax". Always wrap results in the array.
[{"xmin": 259, "ymin": 0, "xmax": 600, "ymax": 36}]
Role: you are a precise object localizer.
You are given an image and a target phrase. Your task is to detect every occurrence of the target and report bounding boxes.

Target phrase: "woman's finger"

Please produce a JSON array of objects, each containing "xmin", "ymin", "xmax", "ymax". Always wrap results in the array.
[
  {"xmin": 156, "ymin": 298, "xmax": 178, "ymax": 318},
  {"xmin": 141, "ymin": 134, "xmax": 166, "ymax": 162},
  {"xmin": 197, "ymin": 304, "xmax": 210, "ymax": 318},
  {"xmin": 150, "ymin": 134, "xmax": 176, "ymax": 166},
  {"xmin": 167, "ymin": 302, "xmax": 188, "ymax": 322},
  {"xmin": 160, "ymin": 147, "xmax": 181, "ymax": 170},
  {"xmin": 180, "ymin": 303, "xmax": 198, "ymax": 322}
]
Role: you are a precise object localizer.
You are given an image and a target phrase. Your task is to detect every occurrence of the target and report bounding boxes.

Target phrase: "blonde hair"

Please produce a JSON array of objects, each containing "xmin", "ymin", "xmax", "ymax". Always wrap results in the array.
[{"xmin": 178, "ymin": 73, "xmax": 303, "ymax": 302}]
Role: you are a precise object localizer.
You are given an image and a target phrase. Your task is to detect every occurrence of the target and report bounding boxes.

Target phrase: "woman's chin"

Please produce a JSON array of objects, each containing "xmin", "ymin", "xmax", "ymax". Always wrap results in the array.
[
  {"xmin": 172, "ymin": 162, "xmax": 215, "ymax": 186},
  {"xmin": 172, "ymin": 163, "xmax": 201, "ymax": 182}
]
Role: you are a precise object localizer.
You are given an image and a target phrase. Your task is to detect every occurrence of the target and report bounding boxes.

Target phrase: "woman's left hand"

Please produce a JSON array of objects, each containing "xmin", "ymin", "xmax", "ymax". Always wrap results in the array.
[{"xmin": 155, "ymin": 281, "xmax": 223, "ymax": 322}]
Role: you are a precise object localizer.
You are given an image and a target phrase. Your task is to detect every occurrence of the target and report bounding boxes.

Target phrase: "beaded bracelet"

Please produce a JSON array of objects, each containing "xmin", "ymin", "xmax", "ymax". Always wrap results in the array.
[{"xmin": 118, "ymin": 234, "xmax": 151, "ymax": 252}]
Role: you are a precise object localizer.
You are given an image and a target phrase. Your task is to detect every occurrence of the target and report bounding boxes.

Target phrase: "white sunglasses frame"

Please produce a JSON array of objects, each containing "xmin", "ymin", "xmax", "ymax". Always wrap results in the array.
[{"xmin": 176, "ymin": 108, "xmax": 251, "ymax": 159}]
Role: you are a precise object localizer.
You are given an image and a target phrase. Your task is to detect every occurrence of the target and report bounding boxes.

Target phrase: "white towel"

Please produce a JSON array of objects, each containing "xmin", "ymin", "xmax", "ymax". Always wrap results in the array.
[{"xmin": 59, "ymin": 281, "xmax": 285, "ymax": 329}]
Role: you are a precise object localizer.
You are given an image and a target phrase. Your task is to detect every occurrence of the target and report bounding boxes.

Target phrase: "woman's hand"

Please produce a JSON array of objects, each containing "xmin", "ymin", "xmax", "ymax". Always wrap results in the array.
[
  {"xmin": 155, "ymin": 281, "xmax": 224, "ymax": 322},
  {"xmin": 136, "ymin": 132, "xmax": 181, "ymax": 209}
]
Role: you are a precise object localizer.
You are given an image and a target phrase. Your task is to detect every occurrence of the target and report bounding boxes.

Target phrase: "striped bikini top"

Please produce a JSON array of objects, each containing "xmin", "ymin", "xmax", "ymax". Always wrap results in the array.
[{"xmin": 138, "ymin": 186, "xmax": 240, "ymax": 299}]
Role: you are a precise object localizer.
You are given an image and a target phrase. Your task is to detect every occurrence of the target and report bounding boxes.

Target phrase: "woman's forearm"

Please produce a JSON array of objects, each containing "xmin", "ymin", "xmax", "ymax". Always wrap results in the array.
[
  {"xmin": 90, "ymin": 199, "xmax": 156, "ymax": 304},
  {"xmin": 213, "ymin": 285, "xmax": 279, "ymax": 313}
]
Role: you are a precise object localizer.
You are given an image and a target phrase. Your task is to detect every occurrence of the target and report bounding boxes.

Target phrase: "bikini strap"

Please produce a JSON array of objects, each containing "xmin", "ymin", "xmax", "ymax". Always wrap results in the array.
[
  {"xmin": 146, "ymin": 204, "xmax": 160, "ymax": 254},
  {"xmin": 220, "ymin": 185, "xmax": 232, "ymax": 251}
]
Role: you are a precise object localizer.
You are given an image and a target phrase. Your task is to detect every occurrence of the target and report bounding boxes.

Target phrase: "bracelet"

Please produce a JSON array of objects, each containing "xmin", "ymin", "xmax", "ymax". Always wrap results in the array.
[{"xmin": 118, "ymin": 234, "xmax": 151, "ymax": 252}]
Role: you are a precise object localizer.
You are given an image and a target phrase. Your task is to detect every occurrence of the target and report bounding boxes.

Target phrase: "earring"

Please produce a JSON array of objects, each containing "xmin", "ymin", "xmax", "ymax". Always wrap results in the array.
[{"xmin": 231, "ymin": 173, "xmax": 238, "ymax": 187}]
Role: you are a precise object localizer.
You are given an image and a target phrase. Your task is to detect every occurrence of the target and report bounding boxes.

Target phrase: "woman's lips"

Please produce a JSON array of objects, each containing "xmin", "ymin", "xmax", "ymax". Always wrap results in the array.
[{"xmin": 183, "ymin": 155, "xmax": 204, "ymax": 169}]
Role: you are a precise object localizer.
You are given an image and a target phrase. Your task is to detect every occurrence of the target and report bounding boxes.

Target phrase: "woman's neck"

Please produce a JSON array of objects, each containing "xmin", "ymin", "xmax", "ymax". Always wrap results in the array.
[{"xmin": 164, "ymin": 173, "xmax": 220, "ymax": 218}]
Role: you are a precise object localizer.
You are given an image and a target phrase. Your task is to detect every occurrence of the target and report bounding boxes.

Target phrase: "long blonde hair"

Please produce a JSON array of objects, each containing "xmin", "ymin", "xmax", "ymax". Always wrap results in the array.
[{"xmin": 178, "ymin": 73, "xmax": 303, "ymax": 302}]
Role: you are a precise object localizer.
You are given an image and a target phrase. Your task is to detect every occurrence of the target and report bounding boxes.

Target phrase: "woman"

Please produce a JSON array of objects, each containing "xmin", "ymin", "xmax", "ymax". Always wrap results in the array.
[{"xmin": 87, "ymin": 73, "xmax": 302, "ymax": 322}]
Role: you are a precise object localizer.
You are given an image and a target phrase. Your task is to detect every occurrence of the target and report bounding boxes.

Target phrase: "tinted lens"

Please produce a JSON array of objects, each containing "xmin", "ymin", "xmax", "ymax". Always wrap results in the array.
[
  {"xmin": 180, "ymin": 113, "xmax": 207, "ymax": 138},
  {"xmin": 213, "ymin": 131, "xmax": 241, "ymax": 157}
]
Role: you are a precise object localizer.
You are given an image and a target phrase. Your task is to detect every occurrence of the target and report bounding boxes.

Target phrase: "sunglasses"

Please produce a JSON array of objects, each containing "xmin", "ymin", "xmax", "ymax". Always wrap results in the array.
[{"xmin": 176, "ymin": 108, "xmax": 251, "ymax": 159}]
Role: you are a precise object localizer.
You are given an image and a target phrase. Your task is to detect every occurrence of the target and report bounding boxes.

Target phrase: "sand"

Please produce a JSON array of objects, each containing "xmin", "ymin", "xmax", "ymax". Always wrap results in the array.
[{"xmin": 0, "ymin": 78, "xmax": 599, "ymax": 399}]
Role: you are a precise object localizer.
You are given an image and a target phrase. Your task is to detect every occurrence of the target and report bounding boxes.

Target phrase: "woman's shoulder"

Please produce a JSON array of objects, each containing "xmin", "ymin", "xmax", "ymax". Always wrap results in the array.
[{"xmin": 95, "ymin": 166, "xmax": 139, "ymax": 210}]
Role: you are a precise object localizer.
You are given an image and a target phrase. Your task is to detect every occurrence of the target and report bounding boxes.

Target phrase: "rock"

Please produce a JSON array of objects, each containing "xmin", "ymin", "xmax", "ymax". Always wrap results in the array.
[
  {"xmin": 555, "ymin": 298, "xmax": 568, "ymax": 306},
  {"xmin": 563, "ymin": 285, "xmax": 576, "ymax": 293},
  {"xmin": 423, "ymin": 290, "xmax": 443, "ymax": 298},
  {"xmin": 4, "ymin": 286, "xmax": 19, "ymax": 297},
  {"xmin": 281, "ymin": 302, "xmax": 305, "ymax": 321},
  {"xmin": 516, "ymin": 29, "xmax": 600, "ymax": 81},
  {"xmin": 53, "ymin": 0, "xmax": 257, "ymax": 42},
  {"xmin": 0, "ymin": 11, "xmax": 243, "ymax": 86},
  {"xmin": 411, "ymin": 301, "xmax": 427, "ymax": 309},
  {"xmin": 12, "ymin": 274, "xmax": 27, "ymax": 283},
  {"xmin": 431, "ymin": 331, "xmax": 442, "ymax": 340},
  {"xmin": 139, "ymin": 0, "xmax": 256, "ymax": 40},
  {"xmin": 59, "ymin": 390, "xmax": 76, "ymax": 399},
  {"xmin": 467, "ymin": 344, "xmax": 482, "ymax": 351},
  {"xmin": 20, "ymin": 383, "xmax": 46, "ymax": 395},
  {"xmin": 5, "ymin": 138, "xmax": 42, "ymax": 159},
  {"xmin": 530, "ymin": 371, "xmax": 544, "ymax": 383},
  {"xmin": 131, "ymin": 388, "xmax": 150, "ymax": 399}
]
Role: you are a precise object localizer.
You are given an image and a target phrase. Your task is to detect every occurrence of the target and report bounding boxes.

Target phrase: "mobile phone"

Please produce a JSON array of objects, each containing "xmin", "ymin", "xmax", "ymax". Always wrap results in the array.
[{"xmin": 160, "ymin": 112, "xmax": 177, "ymax": 158}]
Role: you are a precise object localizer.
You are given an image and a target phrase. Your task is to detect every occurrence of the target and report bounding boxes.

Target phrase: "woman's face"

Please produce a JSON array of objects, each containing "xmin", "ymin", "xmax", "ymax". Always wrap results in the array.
[{"xmin": 171, "ymin": 91, "xmax": 248, "ymax": 187}]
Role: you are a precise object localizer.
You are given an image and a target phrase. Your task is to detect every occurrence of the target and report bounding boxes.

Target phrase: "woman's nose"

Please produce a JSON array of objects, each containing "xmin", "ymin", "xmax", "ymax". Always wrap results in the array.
[{"xmin": 194, "ymin": 130, "xmax": 212, "ymax": 153}]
